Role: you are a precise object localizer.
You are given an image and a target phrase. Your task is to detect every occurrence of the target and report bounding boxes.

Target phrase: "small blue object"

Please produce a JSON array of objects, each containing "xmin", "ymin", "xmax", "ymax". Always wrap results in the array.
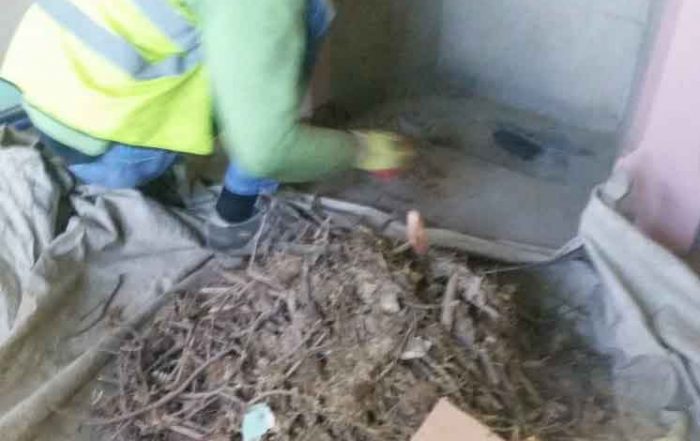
[{"xmin": 242, "ymin": 403, "xmax": 276, "ymax": 441}]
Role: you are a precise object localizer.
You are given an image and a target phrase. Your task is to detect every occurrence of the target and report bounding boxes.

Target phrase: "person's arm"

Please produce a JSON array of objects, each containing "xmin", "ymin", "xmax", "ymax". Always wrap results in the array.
[{"xmin": 199, "ymin": 0, "xmax": 358, "ymax": 182}]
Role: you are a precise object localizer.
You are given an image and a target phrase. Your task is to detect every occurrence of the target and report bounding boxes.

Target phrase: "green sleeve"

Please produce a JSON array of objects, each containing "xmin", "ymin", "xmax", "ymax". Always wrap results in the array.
[{"xmin": 198, "ymin": 0, "xmax": 359, "ymax": 182}]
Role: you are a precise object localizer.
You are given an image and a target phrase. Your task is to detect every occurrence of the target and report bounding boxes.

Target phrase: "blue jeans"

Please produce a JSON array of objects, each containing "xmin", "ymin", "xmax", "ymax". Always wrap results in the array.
[
  {"xmin": 50, "ymin": 0, "xmax": 334, "ymax": 194},
  {"xmin": 62, "ymin": 143, "xmax": 279, "ymax": 196}
]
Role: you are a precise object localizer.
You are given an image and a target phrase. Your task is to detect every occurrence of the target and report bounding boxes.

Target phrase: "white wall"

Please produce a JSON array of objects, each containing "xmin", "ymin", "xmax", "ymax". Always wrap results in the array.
[
  {"xmin": 0, "ymin": 0, "xmax": 32, "ymax": 64},
  {"xmin": 439, "ymin": 0, "xmax": 651, "ymax": 131},
  {"xmin": 330, "ymin": 0, "xmax": 655, "ymax": 132},
  {"xmin": 0, "ymin": 0, "xmax": 33, "ymax": 63}
]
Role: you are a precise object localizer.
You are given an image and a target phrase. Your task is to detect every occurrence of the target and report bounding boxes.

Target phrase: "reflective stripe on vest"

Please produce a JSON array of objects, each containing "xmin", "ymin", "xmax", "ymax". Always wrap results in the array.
[
  {"xmin": 133, "ymin": 0, "xmax": 199, "ymax": 51},
  {"xmin": 37, "ymin": 0, "xmax": 201, "ymax": 80}
]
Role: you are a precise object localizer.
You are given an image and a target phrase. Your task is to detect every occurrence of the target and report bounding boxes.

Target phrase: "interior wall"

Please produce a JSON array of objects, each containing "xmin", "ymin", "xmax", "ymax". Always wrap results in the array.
[
  {"xmin": 329, "ymin": 0, "xmax": 443, "ymax": 112},
  {"xmin": 0, "ymin": 0, "xmax": 32, "ymax": 65},
  {"xmin": 330, "ymin": 0, "xmax": 654, "ymax": 132},
  {"xmin": 616, "ymin": 0, "xmax": 700, "ymax": 253},
  {"xmin": 619, "ymin": 0, "xmax": 670, "ymax": 151}
]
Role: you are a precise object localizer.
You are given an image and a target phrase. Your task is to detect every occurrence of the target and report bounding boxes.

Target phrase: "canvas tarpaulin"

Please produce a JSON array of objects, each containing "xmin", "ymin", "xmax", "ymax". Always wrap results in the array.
[
  {"xmin": 0, "ymin": 127, "xmax": 212, "ymax": 441},
  {"xmin": 0, "ymin": 126, "xmax": 698, "ymax": 440},
  {"xmin": 578, "ymin": 178, "xmax": 700, "ymax": 440}
]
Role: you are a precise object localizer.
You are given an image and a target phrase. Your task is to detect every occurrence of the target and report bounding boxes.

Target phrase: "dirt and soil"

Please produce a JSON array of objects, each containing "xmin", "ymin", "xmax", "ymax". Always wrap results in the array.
[{"xmin": 93, "ymin": 198, "xmax": 623, "ymax": 440}]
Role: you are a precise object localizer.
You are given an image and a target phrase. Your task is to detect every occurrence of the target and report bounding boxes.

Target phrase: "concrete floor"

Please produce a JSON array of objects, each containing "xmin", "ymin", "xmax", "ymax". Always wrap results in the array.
[{"xmin": 308, "ymin": 96, "xmax": 617, "ymax": 249}]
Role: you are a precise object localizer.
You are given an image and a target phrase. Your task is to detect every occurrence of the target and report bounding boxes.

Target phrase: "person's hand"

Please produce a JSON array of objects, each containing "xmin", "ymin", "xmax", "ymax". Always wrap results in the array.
[{"xmin": 353, "ymin": 131, "xmax": 415, "ymax": 179}]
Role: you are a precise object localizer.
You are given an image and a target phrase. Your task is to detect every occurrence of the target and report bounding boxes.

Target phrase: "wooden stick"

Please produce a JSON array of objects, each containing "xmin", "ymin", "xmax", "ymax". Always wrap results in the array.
[{"xmin": 441, "ymin": 273, "xmax": 460, "ymax": 331}]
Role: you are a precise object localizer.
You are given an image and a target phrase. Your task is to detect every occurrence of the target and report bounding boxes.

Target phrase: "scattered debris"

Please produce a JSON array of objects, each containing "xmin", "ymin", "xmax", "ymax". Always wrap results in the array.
[
  {"xmin": 242, "ymin": 403, "xmax": 276, "ymax": 441},
  {"xmin": 400, "ymin": 337, "xmax": 433, "ymax": 361},
  {"xmin": 93, "ymin": 198, "xmax": 618, "ymax": 440},
  {"xmin": 411, "ymin": 399, "xmax": 503, "ymax": 441},
  {"xmin": 407, "ymin": 210, "xmax": 429, "ymax": 255}
]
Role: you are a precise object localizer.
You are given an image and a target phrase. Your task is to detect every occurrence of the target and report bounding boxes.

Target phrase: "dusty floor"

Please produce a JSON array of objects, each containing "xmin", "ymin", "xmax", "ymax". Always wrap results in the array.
[{"xmin": 307, "ymin": 96, "xmax": 618, "ymax": 249}]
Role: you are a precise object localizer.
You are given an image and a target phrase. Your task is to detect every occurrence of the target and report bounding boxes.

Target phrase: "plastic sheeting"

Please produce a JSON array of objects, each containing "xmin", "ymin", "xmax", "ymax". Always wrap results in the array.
[
  {"xmin": 0, "ymin": 127, "xmax": 212, "ymax": 441},
  {"xmin": 579, "ymin": 179, "xmax": 700, "ymax": 440}
]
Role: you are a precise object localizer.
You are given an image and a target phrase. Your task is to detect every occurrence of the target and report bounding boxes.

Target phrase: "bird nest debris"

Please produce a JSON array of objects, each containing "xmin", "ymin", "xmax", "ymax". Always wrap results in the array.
[{"xmin": 93, "ymin": 198, "xmax": 614, "ymax": 440}]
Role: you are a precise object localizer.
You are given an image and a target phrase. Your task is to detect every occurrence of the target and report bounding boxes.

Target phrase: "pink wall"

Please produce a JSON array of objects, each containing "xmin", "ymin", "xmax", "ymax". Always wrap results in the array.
[{"xmin": 619, "ymin": 0, "xmax": 700, "ymax": 253}]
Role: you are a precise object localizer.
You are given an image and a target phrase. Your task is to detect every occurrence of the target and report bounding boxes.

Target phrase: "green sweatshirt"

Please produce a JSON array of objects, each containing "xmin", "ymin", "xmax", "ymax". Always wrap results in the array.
[{"xmin": 29, "ymin": 0, "xmax": 358, "ymax": 182}]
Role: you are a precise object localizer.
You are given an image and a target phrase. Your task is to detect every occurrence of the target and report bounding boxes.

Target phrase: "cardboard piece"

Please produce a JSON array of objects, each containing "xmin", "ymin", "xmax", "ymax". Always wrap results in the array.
[{"xmin": 412, "ymin": 399, "xmax": 504, "ymax": 441}]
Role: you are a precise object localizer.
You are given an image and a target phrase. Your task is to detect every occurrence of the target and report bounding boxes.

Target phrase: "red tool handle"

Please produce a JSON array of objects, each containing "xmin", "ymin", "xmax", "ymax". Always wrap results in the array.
[{"xmin": 371, "ymin": 169, "xmax": 402, "ymax": 182}]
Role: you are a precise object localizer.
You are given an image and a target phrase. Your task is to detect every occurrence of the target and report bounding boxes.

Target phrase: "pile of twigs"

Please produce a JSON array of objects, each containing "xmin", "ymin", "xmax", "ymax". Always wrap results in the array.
[{"xmin": 93, "ymin": 198, "xmax": 604, "ymax": 440}]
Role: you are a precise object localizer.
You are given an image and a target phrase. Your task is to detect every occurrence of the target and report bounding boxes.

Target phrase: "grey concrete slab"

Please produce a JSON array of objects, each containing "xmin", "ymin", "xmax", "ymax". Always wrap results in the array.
[{"xmin": 308, "ymin": 96, "xmax": 617, "ymax": 248}]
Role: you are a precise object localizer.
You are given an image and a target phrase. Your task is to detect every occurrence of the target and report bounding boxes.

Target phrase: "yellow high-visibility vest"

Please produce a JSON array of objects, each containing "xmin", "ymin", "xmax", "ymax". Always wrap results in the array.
[{"xmin": 1, "ymin": 0, "xmax": 214, "ymax": 155}]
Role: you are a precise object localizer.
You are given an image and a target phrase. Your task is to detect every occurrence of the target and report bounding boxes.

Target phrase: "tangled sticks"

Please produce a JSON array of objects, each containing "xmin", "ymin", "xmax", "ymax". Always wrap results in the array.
[{"xmin": 94, "ymin": 199, "xmax": 613, "ymax": 440}]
